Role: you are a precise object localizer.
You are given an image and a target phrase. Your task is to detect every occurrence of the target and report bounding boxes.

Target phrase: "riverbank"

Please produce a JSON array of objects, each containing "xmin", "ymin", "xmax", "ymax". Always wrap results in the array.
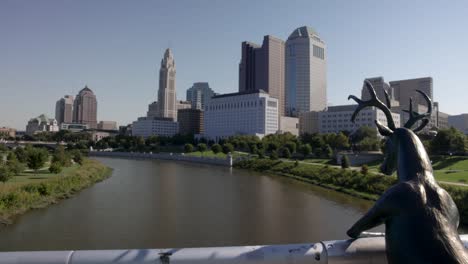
[
  {"xmin": 0, "ymin": 159, "xmax": 112, "ymax": 225},
  {"xmin": 235, "ymin": 158, "xmax": 468, "ymax": 225},
  {"xmin": 89, "ymin": 151, "xmax": 234, "ymax": 167}
]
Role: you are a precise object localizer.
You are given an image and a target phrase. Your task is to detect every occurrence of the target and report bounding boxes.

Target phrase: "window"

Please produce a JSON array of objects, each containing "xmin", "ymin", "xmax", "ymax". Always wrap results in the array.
[{"xmin": 313, "ymin": 45, "xmax": 325, "ymax": 60}]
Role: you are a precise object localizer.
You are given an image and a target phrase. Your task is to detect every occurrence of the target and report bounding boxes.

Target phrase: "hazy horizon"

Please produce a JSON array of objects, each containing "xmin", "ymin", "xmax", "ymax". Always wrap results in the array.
[{"xmin": 2, "ymin": 0, "xmax": 468, "ymax": 130}]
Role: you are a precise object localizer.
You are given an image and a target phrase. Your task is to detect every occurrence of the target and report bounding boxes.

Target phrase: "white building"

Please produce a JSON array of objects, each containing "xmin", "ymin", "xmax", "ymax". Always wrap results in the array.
[
  {"xmin": 318, "ymin": 105, "xmax": 400, "ymax": 135},
  {"xmin": 132, "ymin": 117, "xmax": 179, "ymax": 138},
  {"xmin": 203, "ymin": 90, "xmax": 278, "ymax": 141},
  {"xmin": 278, "ymin": 116, "xmax": 299, "ymax": 136},
  {"xmin": 285, "ymin": 26, "xmax": 327, "ymax": 116},
  {"xmin": 26, "ymin": 114, "xmax": 60, "ymax": 135},
  {"xmin": 449, "ymin": 114, "xmax": 468, "ymax": 134},
  {"xmin": 157, "ymin": 48, "xmax": 177, "ymax": 121}
]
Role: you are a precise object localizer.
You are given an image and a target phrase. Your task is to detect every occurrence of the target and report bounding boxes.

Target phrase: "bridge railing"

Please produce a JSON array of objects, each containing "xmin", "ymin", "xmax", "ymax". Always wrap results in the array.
[{"xmin": 2, "ymin": 233, "xmax": 468, "ymax": 264}]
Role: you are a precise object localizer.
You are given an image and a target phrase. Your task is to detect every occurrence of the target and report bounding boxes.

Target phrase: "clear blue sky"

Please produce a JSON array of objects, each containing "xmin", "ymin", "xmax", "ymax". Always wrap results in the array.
[{"xmin": 1, "ymin": 0, "xmax": 467, "ymax": 130}]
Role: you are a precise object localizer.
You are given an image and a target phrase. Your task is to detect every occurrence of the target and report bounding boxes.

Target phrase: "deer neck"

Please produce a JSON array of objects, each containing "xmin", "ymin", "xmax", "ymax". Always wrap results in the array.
[{"xmin": 396, "ymin": 131, "xmax": 433, "ymax": 182}]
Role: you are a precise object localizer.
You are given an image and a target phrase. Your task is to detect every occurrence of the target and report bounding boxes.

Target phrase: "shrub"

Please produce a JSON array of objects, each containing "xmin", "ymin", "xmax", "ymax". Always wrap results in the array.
[
  {"xmin": 222, "ymin": 143, "xmax": 234, "ymax": 154},
  {"xmin": 211, "ymin": 144, "xmax": 222, "ymax": 154},
  {"xmin": 300, "ymin": 144, "xmax": 312, "ymax": 159},
  {"xmin": 0, "ymin": 165, "xmax": 13, "ymax": 183},
  {"xmin": 72, "ymin": 150, "xmax": 83, "ymax": 165},
  {"xmin": 184, "ymin": 143, "xmax": 194, "ymax": 153},
  {"xmin": 197, "ymin": 143, "xmax": 207, "ymax": 154},
  {"xmin": 361, "ymin": 164, "xmax": 369, "ymax": 175},
  {"xmin": 49, "ymin": 162, "xmax": 63, "ymax": 174},
  {"xmin": 270, "ymin": 150, "xmax": 279, "ymax": 160},
  {"xmin": 280, "ymin": 147, "xmax": 291, "ymax": 159},
  {"xmin": 341, "ymin": 155, "xmax": 350, "ymax": 169}
]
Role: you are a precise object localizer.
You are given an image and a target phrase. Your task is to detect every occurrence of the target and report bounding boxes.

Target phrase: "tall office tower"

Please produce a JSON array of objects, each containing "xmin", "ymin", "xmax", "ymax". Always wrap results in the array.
[
  {"xmin": 73, "ymin": 86, "xmax": 98, "ymax": 129},
  {"xmin": 389, "ymin": 77, "xmax": 433, "ymax": 109},
  {"xmin": 55, "ymin": 95, "xmax": 74, "ymax": 124},
  {"xmin": 157, "ymin": 48, "xmax": 177, "ymax": 121},
  {"xmin": 285, "ymin": 26, "xmax": 327, "ymax": 117},
  {"xmin": 361, "ymin": 77, "xmax": 392, "ymax": 101},
  {"xmin": 186, "ymin": 82, "xmax": 216, "ymax": 110},
  {"xmin": 239, "ymin": 35, "xmax": 285, "ymax": 116}
]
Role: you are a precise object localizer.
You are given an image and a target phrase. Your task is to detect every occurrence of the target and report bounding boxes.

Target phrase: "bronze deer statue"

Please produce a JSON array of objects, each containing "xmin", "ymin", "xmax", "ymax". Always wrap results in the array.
[{"xmin": 346, "ymin": 80, "xmax": 468, "ymax": 263}]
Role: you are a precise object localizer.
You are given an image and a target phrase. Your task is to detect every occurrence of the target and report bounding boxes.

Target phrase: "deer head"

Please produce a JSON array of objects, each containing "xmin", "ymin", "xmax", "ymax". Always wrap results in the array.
[{"xmin": 348, "ymin": 80, "xmax": 432, "ymax": 175}]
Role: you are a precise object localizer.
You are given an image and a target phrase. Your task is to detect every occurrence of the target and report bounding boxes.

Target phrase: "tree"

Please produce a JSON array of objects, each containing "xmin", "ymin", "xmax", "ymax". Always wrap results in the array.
[
  {"xmin": 257, "ymin": 148, "xmax": 265, "ymax": 159},
  {"xmin": 322, "ymin": 144, "xmax": 333, "ymax": 158},
  {"xmin": 211, "ymin": 144, "xmax": 222, "ymax": 154},
  {"xmin": 49, "ymin": 162, "xmax": 62, "ymax": 174},
  {"xmin": 14, "ymin": 147, "xmax": 28, "ymax": 163},
  {"xmin": 430, "ymin": 127, "xmax": 467, "ymax": 155},
  {"xmin": 7, "ymin": 152, "xmax": 25, "ymax": 175},
  {"xmin": 361, "ymin": 164, "xmax": 369, "ymax": 175},
  {"xmin": 350, "ymin": 126, "xmax": 378, "ymax": 143},
  {"xmin": 27, "ymin": 148, "xmax": 49, "ymax": 175},
  {"xmin": 52, "ymin": 145, "xmax": 71, "ymax": 167},
  {"xmin": 280, "ymin": 147, "xmax": 291, "ymax": 159},
  {"xmin": 0, "ymin": 165, "xmax": 13, "ymax": 183},
  {"xmin": 222, "ymin": 143, "xmax": 234, "ymax": 154},
  {"xmin": 284, "ymin": 142, "xmax": 297, "ymax": 154},
  {"xmin": 249, "ymin": 144, "xmax": 258, "ymax": 155},
  {"xmin": 341, "ymin": 155, "xmax": 350, "ymax": 169},
  {"xmin": 299, "ymin": 144, "xmax": 312, "ymax": 159},
  {"xmin": 270, "ymin": 150, "xmax": 279, "ymax": 160},
  {"xmin": 197, "ymin": 143, "xmax": 207, "ymax": 155},
  {"xmin": 72, "ymin": 150, "xmax": 83, "ymax": 165},
  {"xmin": 184, "ymin": 143, "xmax": 194, "ymax": 153}
]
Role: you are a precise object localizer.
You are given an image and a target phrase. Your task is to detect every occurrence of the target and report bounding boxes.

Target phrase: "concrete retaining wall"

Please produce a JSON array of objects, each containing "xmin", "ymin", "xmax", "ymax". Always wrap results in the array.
[
  {"xmin": 89, "ymin": 151, "xmax": 233, "ymax": 167},
  {"xmin": 336, "ymin": 152, "xmax": 383, "ymax": 166}
]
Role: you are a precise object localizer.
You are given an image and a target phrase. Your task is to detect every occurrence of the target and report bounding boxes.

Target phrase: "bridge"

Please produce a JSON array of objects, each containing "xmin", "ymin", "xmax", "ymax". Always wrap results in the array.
[
  {"xmin": 0, "ymin": 140, "xmax": 66, "ymax": 150},
  {"xmin": 1, "ymin": 233, "xmax": 467, "ymax": 264}
]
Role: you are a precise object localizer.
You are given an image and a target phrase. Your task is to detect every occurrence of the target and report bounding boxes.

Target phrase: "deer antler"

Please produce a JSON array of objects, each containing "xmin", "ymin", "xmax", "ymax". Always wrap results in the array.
[
  {"xmin": 403, "ymin": 90, "xmax": 432, "ymax": 131},
  {"xmin": 348, "ymin": 80, "xmax": 397, "ymax": 132}
]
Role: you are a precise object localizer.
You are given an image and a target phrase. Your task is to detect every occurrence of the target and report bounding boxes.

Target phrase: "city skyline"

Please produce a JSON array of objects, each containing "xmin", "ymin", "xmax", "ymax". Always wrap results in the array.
[{"xmin": 2, "ymin": 0, "xmax": 468, "ymax": 130}]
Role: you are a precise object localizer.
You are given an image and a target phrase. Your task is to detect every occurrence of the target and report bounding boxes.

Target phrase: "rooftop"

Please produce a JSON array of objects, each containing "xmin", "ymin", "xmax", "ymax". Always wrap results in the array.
[{"xmin": 288, "ymin": 26, "xmax": 318, "ymax": 40}]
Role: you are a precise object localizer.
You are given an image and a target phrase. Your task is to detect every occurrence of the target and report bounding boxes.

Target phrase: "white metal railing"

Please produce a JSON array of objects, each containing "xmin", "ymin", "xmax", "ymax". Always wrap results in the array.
[{"xmin": 2, "ymin": 233, "xmax": 467, "ymax": 264}]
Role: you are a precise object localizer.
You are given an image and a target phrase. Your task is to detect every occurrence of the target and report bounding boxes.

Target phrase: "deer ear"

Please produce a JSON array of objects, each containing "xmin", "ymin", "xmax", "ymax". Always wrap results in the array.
[{"xmin": 375, "ymin": 120, "xmax": 393, "ymax": 137}]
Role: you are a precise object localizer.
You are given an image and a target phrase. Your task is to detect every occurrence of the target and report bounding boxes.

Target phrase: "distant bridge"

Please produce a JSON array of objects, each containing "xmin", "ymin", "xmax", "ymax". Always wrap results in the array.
[
  {"xmin": 1, "ymin": 233, "xmax": 468, "ymax": 264},
  {"xmin": 0, "ymin": 140, "xmax": 66, "ymax": 150}
]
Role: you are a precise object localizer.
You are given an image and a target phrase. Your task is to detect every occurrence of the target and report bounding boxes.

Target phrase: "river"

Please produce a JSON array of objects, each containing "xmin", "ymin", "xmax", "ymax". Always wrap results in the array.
[{"xmin": 0, "ymin": 157, "xmax": 383, "ymax": 251}]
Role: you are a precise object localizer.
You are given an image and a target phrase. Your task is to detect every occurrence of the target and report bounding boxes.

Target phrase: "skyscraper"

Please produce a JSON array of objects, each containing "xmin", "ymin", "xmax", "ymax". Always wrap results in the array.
[
  {"xmin": 73, "ymin": 86, "xmax": 97, "ymax": 129},
  {"xmin": 157, "ymin": 48, "xmax": 177, "ymax": 121},
  {"xmin": 186, "ymin": 82, "xmax": 216, "ymax": 110},
  {"xmin": 238, "ymin": 35, "xmax": 285, "ymax": 116},
  {"xmin": 389, "ymin": 77, "xmax": 433, "ymax": 109},
  {"xmin": 55, "ymin": 95, "xmax": 74, "ymax": 124},
  {"xmin": 285, "ymin": 26, "xmax": 327, "ymax": 116}
]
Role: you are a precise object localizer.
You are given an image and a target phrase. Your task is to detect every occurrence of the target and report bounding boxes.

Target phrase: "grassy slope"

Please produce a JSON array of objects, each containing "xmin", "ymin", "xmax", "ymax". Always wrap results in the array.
[
  {"xmin": 235, "ymin": 158, "xmax": 468, "ymax": 224},
  {"xmin": 0, "ymin": 159, "xmax": 112, "ymax": 224},
  {"xmin": 185, "ymin": 151, "xmax": 248, "ymax": 159}
]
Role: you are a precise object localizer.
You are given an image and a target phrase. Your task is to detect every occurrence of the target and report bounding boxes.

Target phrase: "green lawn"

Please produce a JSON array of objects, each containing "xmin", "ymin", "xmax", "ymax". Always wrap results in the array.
[
  {"xmin": 354, "ymin": 156, "xmax": 468, "ymax": 183},
  {"xmin": 431, "ymin": 156, "xmax": 468, "ymax": 171},
  {"xmin": 186, "ymin": 151, "xmax": 227, "ymax": 158},
  {"xmin": 302, "ymin": 158, "xmax": 334, "ymax": 165},
  {"xmin": 8, "ymin": 164, "xmax": 80, "ymax": 184}
]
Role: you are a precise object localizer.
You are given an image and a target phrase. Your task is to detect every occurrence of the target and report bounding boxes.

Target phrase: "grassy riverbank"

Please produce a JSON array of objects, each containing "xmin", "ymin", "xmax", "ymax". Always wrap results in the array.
[
  {"xmin": 235, "ymin": 158, "xmax": 468, "ymax": 225},
  {"xmin": 0, "ymin": 159, "xmax": 112, "ymax": 225}
]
